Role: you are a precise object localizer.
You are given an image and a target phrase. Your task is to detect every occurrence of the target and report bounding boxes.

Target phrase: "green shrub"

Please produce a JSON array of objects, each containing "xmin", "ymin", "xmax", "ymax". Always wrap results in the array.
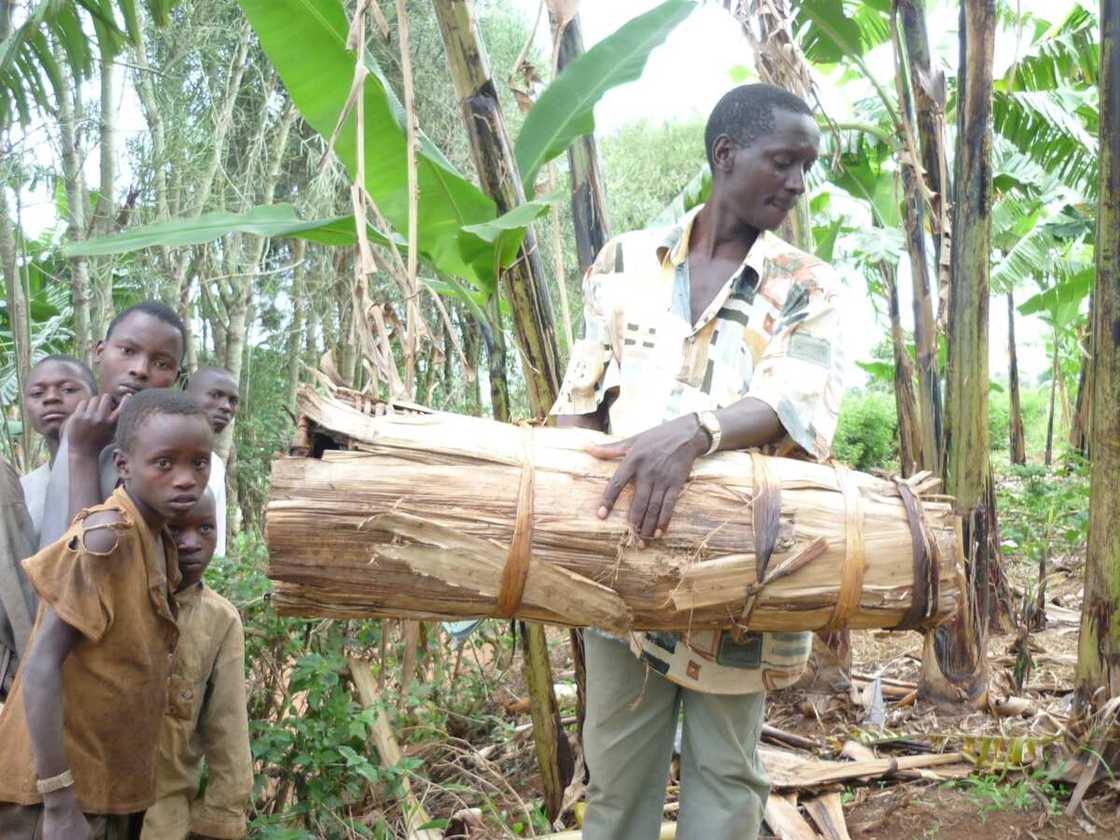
[
  {"xmin": 832, "ymin": 391, "xmax": 899, "ymax": 473},
  {"xmin": 987, "ymin": 386, "xmax": 1053, "ymax": 461}
]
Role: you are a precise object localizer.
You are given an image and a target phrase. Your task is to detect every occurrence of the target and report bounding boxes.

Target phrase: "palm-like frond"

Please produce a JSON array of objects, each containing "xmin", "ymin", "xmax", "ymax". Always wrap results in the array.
[
  {"xmin": 992, "ymin": 88, "xmax": 1098, "ymax": 199},
  {"xmin": 794, "ymin": 0, "xmax": 891, "ymax": 66},
  {"xmin": 0, "ymin": 1, "xmax": 181, "ymax": 127},
  {"xmin": 1001, "ymin": 4, "xmax": 1098, "ymax": 92}
]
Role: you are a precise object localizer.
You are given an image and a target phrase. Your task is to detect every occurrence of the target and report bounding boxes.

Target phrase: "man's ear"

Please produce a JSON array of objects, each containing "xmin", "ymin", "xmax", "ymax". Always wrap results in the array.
[
  {"xmin": 93, "ymin": 339, "xmax": 105, "ymax": 368},
  {"xmin": 112, "ymin": 448, "xmax": 130, "ymax": 481},
  {"xmin": 711, "ymin": 135, "xmax": 738, "ymax": 176}
]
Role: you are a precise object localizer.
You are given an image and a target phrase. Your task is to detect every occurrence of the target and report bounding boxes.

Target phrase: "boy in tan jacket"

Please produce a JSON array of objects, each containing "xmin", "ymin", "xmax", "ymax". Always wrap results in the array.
[{"xmin": 141, "ymin": 489, "xmax": 252, "ymax": 840}]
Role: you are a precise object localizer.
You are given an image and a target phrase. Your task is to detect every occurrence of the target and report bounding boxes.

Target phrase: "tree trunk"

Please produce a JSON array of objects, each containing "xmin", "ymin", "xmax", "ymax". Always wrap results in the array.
[
  {"xmin": 91, "ymin": 43, "xmax": 117, "ymax": 339},
  {"xmin": 0, "ymin": 189, "xmax": 32, "ymax": 467},
  {"xmin": 1007, "ymin": 291, "xmax": 1026, "ymax": 464},
  {"xmin": 57, "ymin": 57, "xmax": 92, "ymax": 362},
  {"xmin": 433, "ymin": 0, "xmax": 569, "ymax": 818},
  {"xmin": 882, "ymin": 263, "xmax": 922, "ymax": 477},
  {"xmin": 894, "ymin": 0, "xmax": 944, "ymax": 475},
  {"xmin": 1071, "ymin": 313, "xmax": 1091, "ymax": 458},
  {"xmin": 920, "ymin": 0, "xmax": 1001, "ymax": 706},
  {"xmin": 1044, "ymin": 336, "xmax": 1059, "ymax": 466},
  {"xmin": 553, "ymin": 13, "xmax": 611, "ymax": 273},
  {"xmin": 1074, "ymin": 0, "xmax": 1120, "ymax": 715},
  {"xmin": 434, "ymin": 0, "xmax": 562, "ymax": 419},
  {"xmin": 898, "ymin": 0, "xmax": 952, "ymax": 329},
  {"xmin": 286, "ymin": 241, "xmax": 308, "ymax": 413}
]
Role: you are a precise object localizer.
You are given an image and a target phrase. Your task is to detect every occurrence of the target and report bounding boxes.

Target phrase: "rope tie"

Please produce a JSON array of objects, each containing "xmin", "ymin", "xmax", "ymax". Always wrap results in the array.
[
  {"xmin": 892, "ymin": 476, "xmax": 941, "ymax": 630},
  {"xmin": 494, "ymin": 426, "xmax": 535, "ymax": 618},
  {"xmin": 734, "ymin": 452, "xmax": 828, "ymax": 637},
  {"xmin": 824, "ymin": 463, "xmax": 866, "ymax": 631}
]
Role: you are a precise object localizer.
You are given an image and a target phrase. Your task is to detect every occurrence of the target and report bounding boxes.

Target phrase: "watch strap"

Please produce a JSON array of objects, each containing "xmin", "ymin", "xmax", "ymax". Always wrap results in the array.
[
  {"xmin": 697, "ymin": 410, "xmax": 722, "ymax": 456},
  {"xmin": 36, "ymin": 769, "xmax": 74, "ymax": 795}
]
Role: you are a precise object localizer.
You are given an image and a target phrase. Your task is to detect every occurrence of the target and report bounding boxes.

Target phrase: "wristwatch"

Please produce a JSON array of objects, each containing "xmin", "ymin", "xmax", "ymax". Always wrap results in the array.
[
  {"xmin": 696, "ymin": 410, "xmax": 722, "ymax": 456},
  {"xmin": 36, "ymin": 769, "xmax": 74, "ymax": 794}
]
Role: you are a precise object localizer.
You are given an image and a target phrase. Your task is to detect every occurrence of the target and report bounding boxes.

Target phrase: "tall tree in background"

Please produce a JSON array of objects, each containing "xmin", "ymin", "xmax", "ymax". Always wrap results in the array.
[
  {"xmin": 1007, "ymin": 291, "xmax": 1027, "ymax": 464},
  {"xmin": 920, "ymin": 0, "xmax": 998, "ymax": 705},
  {"xmin": 434, "ymin": 0, "xmax": 570, "ymax": 820},
  {"xmin": 895, "ymin": 0, "xmax": 945, "ymax": 475},
  {"xmin": 1075, "ymin": 0, "xmax": 1120, "ymax": 714},
  {"xmin": 552, "ymin": 9, "xmax": 611, "ymax": 273}
]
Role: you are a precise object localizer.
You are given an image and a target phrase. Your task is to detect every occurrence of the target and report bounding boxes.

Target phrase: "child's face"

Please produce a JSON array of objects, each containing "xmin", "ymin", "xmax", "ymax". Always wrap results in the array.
[
  {"xmin": 25, "ymin": 361, "xmax": 94, "ymax": 439},
  {"xmin": 114, "ymin": 413, "xmax": 213, "ymax": 525},
  {"xmin": 169, "ymin": 492, "xmax": 218, "ymax": 591},
  {"xmin": 187, "ymin": 371, "xmax": 240, "ymax": 434},
  {"xmin": 95, "ymin": 312, "xmax": 183, "ymax": 407}
]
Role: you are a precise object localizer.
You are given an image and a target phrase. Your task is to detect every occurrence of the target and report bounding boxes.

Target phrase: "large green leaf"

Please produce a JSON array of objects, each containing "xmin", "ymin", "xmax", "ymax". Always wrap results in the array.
[
  {"xmin": 1018, "ymin": 267, "xmax": 1093, "ymax": 326},
  {"xmin": 794, "ymin": 0, "xmax": 890, "ymax": 66},
  {"xmin": 827, "ymin": 153, "xmax": 900, "ymax": 229},
  {"xmin": 1, "ymin": 1, "xmax": 182, "ymax": 126},
  {"xmin": 459, "ymin": 191, "xmax": 562, "ymax": 292},
  {"xmin": 1000, "ymin": 4, "xmax": 1098, "ymax": 92},
  {"xmin": 651, "ymin": 165, "xmax": 710, "ymax": 227},
  {"xmin": 993, "ymin": 88, "xmax": 1098, "ymax": 199},
  {"xmin": 237, "ymin": 0, "xmax": 496, "ymax": 288},
  {"xmin": 514, "ymin": 0, "xmax": 696, "ymax": 193},
  {"xmin": 61, "ymin": 205, "xmax": 391, "ymax": 257}
]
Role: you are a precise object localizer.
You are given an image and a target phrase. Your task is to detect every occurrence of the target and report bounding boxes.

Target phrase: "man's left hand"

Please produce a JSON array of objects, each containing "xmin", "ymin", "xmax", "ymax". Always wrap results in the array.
[{"xmin": 586, "ymin": 413, "xmax": 708, "ymax": 541}]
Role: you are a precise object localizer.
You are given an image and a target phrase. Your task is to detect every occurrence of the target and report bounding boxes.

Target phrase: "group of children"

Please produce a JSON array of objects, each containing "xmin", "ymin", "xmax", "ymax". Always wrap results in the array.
[{"xmin": 0, "ymin": 302, "xmax": 252, "ymax": 839}]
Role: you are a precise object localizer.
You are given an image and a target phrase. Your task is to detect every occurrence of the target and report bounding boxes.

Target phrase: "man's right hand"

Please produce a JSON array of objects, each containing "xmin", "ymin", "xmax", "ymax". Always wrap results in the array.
[
  {"xmin": 42, "ymin": 787, "xmax": 90, "ymax": 839},
  {"xmin": 66, "ymin": 394, "xmax": 126, "ymax": 457}
]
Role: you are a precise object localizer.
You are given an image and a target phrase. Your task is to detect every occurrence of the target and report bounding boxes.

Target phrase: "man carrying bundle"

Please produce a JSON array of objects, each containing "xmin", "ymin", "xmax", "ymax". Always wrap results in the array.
[{"xmin": 551, "ymin": 84, "xmax": 846, "ymax": 840}]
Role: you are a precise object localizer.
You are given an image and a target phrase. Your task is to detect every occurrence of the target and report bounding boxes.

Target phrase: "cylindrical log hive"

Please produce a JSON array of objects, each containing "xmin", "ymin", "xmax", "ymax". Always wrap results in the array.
[{"xmin": 265, "ymin": 389, "xmax": 965, "ymax": 633}]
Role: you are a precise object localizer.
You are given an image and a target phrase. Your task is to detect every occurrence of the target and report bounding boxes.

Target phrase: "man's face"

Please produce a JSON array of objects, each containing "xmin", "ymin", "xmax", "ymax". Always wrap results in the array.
[
  {"xmin": 114, "ymin": 413, "xmax": 213, "ymax": 524},
  {"xmin": 188, "ymin": 371, "xmax": 240, "ymax": 434},
  {"xmin": 25, "ymin": 361, "xmax": 94, "ymax": 439},
  {"xmin": 95, "ymin": 312, "xmax": 183, "ymax": 406},
  {"xmin": 168, "ymin": 492, "xmax": 218, "ymax": 591},
  {"xmin": 716, "ymin": 109, "xmax": 820, "ymax": 232}
]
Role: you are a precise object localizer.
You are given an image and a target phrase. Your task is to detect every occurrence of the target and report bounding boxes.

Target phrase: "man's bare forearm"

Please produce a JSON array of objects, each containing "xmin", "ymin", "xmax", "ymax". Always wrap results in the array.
[{"xmin": 711, "ymin": 396, "xmax": 784, "ymax": 452}]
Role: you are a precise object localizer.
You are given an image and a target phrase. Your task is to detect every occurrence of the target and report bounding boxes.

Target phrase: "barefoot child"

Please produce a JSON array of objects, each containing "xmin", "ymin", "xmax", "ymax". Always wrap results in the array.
[
  {"xmin": 0, "ymin": 389, "xmax": 213, "ymax": 839},
  {"xmin": 19, "ymin": 356, "xmax": 97, "ymax": 541},
  {"xmin": 185, "ymin": 366, "xmax": 241, "ymax": 558},
  {"xmin": 141, "ymin": 489, "xmax": 251, "ymax": 840}
]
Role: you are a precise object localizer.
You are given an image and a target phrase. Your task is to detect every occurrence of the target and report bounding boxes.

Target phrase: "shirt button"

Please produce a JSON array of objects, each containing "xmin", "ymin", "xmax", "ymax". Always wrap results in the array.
[{"xmin": 180, "ymin": 688, "xmax": 193, "ymax": 701}]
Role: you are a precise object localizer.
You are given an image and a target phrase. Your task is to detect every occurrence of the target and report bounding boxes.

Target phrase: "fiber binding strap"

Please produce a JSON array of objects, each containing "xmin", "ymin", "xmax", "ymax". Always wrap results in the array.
[
  {"xmin": 824, "ymin": 463, "xmax": 865, "ymax": 631},
  {"xmin": 750, "ymin": 451, "xmax": 781, "ymax": 581},
  {"xmin": 495, "ymin": 427, "xmax": 535, "ymax": 618},
  {"xmin": 734, "ymin": 452, "xmax": 828, "ymax": 636},
  {"xmin": 892, "ymin": 477, "xmax": 940, "ymax": 630}
]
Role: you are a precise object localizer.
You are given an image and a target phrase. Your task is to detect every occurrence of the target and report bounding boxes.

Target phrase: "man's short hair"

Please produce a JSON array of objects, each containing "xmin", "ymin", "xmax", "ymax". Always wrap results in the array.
[
  {"xmin": 114, "ymin": 388, "xmax": 207, "ymax": 452},
  {"xmin": 104, "ymin": 302, "xmax": 187, "ymax": 360},
  {"xmin": 704, "ymin": 83, "xmax": 814, "ymax": 168},
  {"xmin": 184, "ymin": 366, "xmax": 235, "ymax": 390},
  {"xmin": 30, "ymin": 354, "xmax": 96, "ymax": 393}
]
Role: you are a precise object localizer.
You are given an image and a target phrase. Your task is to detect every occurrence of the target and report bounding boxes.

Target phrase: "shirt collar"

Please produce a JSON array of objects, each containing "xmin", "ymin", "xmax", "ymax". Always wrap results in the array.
[
  {"xmin": 655, "ymin": 203, "xmax": 779, "ymax": 281},
  {"xmin": 175, "ymin": 580, "xmax": 205, "ymax": 605}
]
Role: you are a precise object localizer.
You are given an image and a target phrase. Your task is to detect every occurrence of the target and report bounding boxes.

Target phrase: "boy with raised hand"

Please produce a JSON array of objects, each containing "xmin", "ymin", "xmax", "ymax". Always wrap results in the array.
[
  {"xmin": 38, "ymin": 302, "xmax": 187, "ymax": 550},
  {"xmin": 141, "ymin": 489, "xmax": 252, "ymax": 840},
  {"xmin": 0, "ymin": 388, "xmax": 214, "ymax": 840},
  {"xmin": 20, "ymin": 355, "xmax": 97, "ymax": 540},
  {"xmin": 185, "ymin": 366, "xmax": 240, "ymax": 559}
]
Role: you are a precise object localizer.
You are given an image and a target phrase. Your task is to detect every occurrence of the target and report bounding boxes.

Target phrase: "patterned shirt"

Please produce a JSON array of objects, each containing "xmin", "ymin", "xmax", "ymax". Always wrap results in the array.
[{"xmin": 550, "ymin": 205, "xmax": 847, "ymax": 695}]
